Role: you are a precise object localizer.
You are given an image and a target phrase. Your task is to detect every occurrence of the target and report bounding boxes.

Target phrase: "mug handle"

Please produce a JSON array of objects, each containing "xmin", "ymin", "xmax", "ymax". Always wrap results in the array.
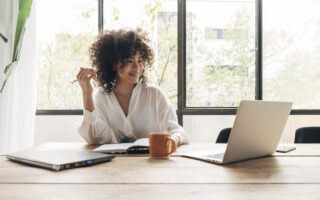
[{"xmin": 167, "ymin": 137, "xmax": 177, "ymax": 154}]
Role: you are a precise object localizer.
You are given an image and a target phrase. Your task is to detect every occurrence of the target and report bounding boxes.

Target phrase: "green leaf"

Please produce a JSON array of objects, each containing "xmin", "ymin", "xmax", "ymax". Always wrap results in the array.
[
  {"xmin": 13, "ymin": 0, "xmax": 33, "ymax": 61},
  {"xmin": 0, "ymin": 0, "xmax": 33, "ymax": 93},
  {"xmin": 4, "ymin": 61, "xmax": 17, "ymax": 75},
  {"xmin": 1, "ymin": 61, "xmax": 18, "ymax": 92}
]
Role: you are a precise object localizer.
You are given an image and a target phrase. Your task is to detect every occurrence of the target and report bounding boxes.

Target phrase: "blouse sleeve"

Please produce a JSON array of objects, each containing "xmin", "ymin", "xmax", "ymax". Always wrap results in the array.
[
  {"xmin": 156, "ymin": 87, "xmax": 190, "ymax": 144},
  {"xmin": 77, "ymin": 91, "xmax": 118, "ymax": 144}
]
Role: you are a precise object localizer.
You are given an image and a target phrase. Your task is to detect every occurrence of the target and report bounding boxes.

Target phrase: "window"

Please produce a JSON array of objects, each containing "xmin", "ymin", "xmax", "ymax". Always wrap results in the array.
[
  {"xmin": 37, "ymin": 0, "xmax": 97, "ymax": 110},
  {"xmin": 36, "ymin": 0, "xmax": 320, "ymax": 135},
  {"xmin": 263, "ymin": 0, "xmax": 320, "ymax": 109},
  {"xmin": 186, "ymin": 0, "xmax": 255, "ymax": 107},
  {"xmin": 205, "ymin": 28, "xmax": 224, "ymax": 40},
  {"xmin": 103, "ymin": 0, "xmax": 178, "ymax": 107}
]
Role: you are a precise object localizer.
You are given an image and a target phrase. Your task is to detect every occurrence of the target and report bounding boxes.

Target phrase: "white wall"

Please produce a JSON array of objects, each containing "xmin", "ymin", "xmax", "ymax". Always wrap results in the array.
[
  {"xmin": 34, "ymin": 114, "xmax": 320, "ymax": 145},
  {"xmin": 34, "ymin": 115, "xmax": 85, "ymax": 145},
  {"xmin": 185, "ymin": 115, "xmax": 320, "ymax": 144}
]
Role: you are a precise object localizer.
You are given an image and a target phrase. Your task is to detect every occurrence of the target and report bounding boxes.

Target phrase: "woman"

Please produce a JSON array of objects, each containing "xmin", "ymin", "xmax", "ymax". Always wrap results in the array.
[{"xmin": 77, "ymin": 29, "xmax": 190, "ymax": 148}]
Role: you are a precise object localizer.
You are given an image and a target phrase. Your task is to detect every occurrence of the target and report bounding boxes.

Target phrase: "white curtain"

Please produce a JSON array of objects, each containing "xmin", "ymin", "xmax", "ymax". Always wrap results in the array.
[{"xmin": 0, "ymin": 0, "xmax": 37, "ymax": 154}]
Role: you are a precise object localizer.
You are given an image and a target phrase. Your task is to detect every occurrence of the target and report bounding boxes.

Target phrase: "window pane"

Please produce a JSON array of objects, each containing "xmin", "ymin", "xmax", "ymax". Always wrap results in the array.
[
  {"xmin": 186, "ymin": 0, "xmax": 255, "ymax": 107},
  {"xmin": 104, "ymin": 0, "xmax": 178, "ymax": 108},
  {"xmin": 263, "ymin": 0, "xmax": 320, "ymax": 109},
  {"xmin": 37, "ymin": 0, "xmax": 97, "ymax": 109}
]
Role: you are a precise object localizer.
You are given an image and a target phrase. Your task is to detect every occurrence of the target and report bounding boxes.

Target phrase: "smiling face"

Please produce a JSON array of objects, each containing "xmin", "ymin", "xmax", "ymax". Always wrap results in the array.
[{"xmin": 116, "ymin": 52, "xmax": 144, "ymax": 85}]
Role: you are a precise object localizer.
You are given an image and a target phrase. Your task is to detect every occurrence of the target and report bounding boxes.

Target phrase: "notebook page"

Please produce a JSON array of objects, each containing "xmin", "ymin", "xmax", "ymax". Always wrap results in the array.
[
  {"xmin": 133, "ymin": 138, "xmax": 149, "ymax": 147},
  {"xmin": 93, "ymin": 143, "xmax": 133, "ymax": 152}
]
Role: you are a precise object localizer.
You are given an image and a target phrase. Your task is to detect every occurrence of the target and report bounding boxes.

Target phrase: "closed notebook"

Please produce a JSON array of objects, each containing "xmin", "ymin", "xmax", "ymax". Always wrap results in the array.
[{"xmin": 93, "ymin": 138, "xmax": 149, "ymax": 154}]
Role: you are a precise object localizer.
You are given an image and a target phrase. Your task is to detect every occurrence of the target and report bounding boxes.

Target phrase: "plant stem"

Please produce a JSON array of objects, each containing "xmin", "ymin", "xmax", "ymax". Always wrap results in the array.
[{"xmin": 158, "ymin": 48, "xmax": 172, "ymax": 86}]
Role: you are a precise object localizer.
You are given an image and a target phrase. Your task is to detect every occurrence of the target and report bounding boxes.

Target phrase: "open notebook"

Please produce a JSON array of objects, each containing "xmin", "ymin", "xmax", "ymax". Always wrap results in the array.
[{"xmin": 93, "ymin": 138, "xmax": 149, "ymax": 154}]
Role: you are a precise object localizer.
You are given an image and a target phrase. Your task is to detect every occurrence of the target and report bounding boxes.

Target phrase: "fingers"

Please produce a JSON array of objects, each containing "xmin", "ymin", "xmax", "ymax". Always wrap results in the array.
[
  {"xmin": 79, "ymin": 71, "xmax": 95, "ymax": 82},
  {"xmin": 88, "ymin": 73, "xmax": 97, "ymax": 81},
  {"xmin": 85, "ymin": 73, "xmax": 96, "ymax": 82},
  {"xmin": 77, "ymin": 68, "xmax": 96, "ymax": 82},
  {"xmin": 76, "ymin": 67, "xmax": 84, "ymax": 80}
]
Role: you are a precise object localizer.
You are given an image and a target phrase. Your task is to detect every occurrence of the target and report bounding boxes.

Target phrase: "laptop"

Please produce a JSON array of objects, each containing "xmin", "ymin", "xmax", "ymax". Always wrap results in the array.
[
  {"xmin": 183, "ymin": 100, "xmax": 292, "ymax": 164},
  {"xmin": 7, "ymin": 149, "xmax": 115, "ymax": 171}
]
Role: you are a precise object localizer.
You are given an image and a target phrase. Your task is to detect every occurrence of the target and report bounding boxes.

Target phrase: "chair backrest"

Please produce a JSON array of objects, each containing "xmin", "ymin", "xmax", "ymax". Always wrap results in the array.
[
  {"xmin": 295, "ymin": 127, "xmax": 320, "ymax": 143},
  {"xmin": 216, "ymin": 128, "xmax": 232, "ymax": 143}
]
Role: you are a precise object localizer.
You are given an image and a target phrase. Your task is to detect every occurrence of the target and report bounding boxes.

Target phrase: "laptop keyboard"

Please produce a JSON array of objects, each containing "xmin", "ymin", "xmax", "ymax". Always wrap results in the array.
[{"xmin": 206, "ymin": 152, "xmax": 225, "ymax": 160}]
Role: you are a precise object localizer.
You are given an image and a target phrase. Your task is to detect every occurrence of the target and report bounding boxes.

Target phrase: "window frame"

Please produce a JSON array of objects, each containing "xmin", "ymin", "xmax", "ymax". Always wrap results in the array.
[{"xmin": 36, "ymin": 0, "xmax": 320, "ymax": 124}]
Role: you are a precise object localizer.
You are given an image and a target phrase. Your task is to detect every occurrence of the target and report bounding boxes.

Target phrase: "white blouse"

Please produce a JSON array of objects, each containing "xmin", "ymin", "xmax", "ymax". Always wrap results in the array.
[{"xmin": 78, "ymin": 81, "xmax": 190, "ymax": 145}]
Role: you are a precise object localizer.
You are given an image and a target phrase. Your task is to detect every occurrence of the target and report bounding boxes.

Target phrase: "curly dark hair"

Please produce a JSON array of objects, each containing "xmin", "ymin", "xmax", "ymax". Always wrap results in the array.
[{"xmin": 89, "ymin": 29, "xmax": 154, "ymax": 93}]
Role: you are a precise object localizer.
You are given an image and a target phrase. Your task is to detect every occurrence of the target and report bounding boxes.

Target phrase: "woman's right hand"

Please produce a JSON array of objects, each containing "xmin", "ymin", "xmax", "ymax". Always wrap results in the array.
[{"xmin": 76, "ymin": 67, "xmax": 97, "ymax": 95}]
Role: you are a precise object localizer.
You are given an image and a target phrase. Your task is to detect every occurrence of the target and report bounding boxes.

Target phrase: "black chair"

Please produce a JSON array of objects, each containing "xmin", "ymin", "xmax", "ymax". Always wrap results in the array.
[
  {"xmin": 216, "ymin": 128, "xmax": 232, "ymax": 143},
  {"xmin": 294, "ymin": 127, "xmax": 320, "ymax": 143}
]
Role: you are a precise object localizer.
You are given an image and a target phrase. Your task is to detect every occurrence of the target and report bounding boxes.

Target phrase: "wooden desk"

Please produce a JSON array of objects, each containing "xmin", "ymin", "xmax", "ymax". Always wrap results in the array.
[
  {"xmin": 1, "ymin": 143, "xmax": 320, "ymax": 200},
  {"xmin": 26, "ymin": 142, "xmax": 320, "ymax": 157}
]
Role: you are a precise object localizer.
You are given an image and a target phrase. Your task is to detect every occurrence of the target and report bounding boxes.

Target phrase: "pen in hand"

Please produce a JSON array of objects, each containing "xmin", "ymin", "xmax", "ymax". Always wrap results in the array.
[{"xmin": 72, "ymin": 68, "xmax": 97, "ymax": 84}]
